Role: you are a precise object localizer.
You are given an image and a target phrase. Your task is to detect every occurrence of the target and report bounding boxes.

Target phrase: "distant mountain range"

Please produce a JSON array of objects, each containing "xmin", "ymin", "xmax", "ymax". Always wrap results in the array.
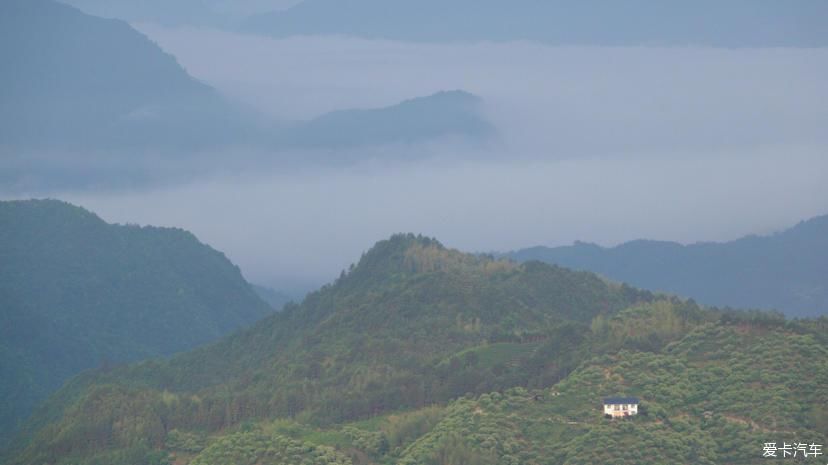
[
  {"xmin": 505, "ymin": 214, "xmax": 828, "ymax": 317},
  {"xmin": 0, "ymin": 1, "xmax": 493, "ymax": 191},
  {"xmin": 243, "ymin": 0, "xmax": 828, "ymax": 47},
  {"xmin": 0, "ymin": 200, "xmax": 273, "ymax": 446}
]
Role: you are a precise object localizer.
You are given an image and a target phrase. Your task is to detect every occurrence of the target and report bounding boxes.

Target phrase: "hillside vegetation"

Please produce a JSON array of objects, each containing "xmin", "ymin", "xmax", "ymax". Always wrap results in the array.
[
  {"xmin": 397, "ymin": 314, "xmax": 828, "ymax": 465},
  {"xmin": 6, "ymin": 233, "xmax": 651, "ymax": 462},
  {"xmin": 5, "ymin": 233, "xmax": 827, "ymax": 465},
  {"xmin": 0, "ymin": 200, "xmax": 272, "ymax": 445}
]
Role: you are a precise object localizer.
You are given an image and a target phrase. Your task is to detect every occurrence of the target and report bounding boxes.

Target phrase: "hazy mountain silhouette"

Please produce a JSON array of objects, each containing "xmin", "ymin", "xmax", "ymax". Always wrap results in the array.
[
  {"xmin": 279, "ymin": 90, "xmax": 494, "ymax": 151},
  {"xmin": 1, "ymin": 80, "xmax": 493, "ymax": 190},
  {"xmin": 506, "ymin": 214, "xmax": 828, "ymax": 317},
  {"xmin": 0, "ymin": 0, "xmax": 256, "ymax": 152},
  {"xmin": 243, "ymin": 0, "xmax": 828, "ymax": 47}
]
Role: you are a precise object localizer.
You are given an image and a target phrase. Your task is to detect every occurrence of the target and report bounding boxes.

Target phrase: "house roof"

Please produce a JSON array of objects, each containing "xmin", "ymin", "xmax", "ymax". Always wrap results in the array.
[{"xmin": 603, "ymin": 397, "xmax": 640, "ymax": 405}]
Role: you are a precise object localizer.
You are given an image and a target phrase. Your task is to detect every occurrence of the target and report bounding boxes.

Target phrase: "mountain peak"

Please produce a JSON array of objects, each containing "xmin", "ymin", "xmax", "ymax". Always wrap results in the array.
[
  {"xmin": 349, "ymin": 233, "xmax": 445, "ymax": 276},
  {"xmin": 318, "ymin": 234, "xmax": 522, "ymax": 296}
]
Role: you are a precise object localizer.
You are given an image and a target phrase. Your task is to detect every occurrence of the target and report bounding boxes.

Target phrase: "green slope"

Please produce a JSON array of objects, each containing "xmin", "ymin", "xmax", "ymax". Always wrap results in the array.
[
  {"xmin": 0, "ymin": 199, "xmax": 273, "ymax": 445},
  {"xmin": 5, "ymin": 233, "xmax": 653, "ymax": 463},
  {"xmin": 7, "ymin": 233, "xmax": 826, "ymax": 465},
  {"xmin": 398, "ymin": 314, "xmax": 828, "ymax": 465}
]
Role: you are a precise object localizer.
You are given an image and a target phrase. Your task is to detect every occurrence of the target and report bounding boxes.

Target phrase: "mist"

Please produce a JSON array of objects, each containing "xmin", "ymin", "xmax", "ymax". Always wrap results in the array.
[
  {"xmin": 10, "ymin": 27, "xmax": 828, "ymax": 290},
  {"xmin": 52, "ymin": 148, "xmax": 825, "ymax": 291},
  {"xmin": 135, "ymin": 26, "xmax": 828, "ymax": 154}
]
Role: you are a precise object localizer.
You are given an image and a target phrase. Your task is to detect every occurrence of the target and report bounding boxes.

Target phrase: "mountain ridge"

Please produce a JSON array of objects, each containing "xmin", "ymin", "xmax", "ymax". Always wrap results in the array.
[
  {"xmin": 505, "ymin": 214, "xmax": 828, "ymax": 317},
  {"xmin": 242, "ymin": 0, "xmax": 828, "ymax": 47},
  {"xmin": 0, "ymin": 199, "xmax": 274, "ymax": 446}
]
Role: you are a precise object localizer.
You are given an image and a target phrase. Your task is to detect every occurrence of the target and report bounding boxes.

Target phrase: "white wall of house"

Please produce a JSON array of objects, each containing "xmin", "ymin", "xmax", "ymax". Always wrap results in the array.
[{"xmin": 603, "ymin": 403, "xmax": 638, "ymax": 417}]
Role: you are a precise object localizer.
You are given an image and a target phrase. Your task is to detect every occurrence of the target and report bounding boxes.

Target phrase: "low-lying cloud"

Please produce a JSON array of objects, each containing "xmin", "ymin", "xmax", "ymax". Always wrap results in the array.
[
  {"xmin": 55, "ymin": 148, "xmax": 827, "ymax": 290},
  {"xmin": 138, "ymin": 27, "xmax": 828, "ymax": 157},
  {"xmin": 7, "ymin": 27, "xmax": 828, "ymax": 290}
]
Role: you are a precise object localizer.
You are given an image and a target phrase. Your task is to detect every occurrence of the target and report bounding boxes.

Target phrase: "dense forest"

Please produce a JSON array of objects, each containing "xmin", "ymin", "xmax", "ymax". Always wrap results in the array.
[
  {"xmin": 4, "ymin": 233, "xmax": 826, "ymax": 464},
  {"xmin": 0, "ymin": 200, "xmax": 273, "ymax": 446},
  {"xmin": 507, "ymin": 214, "xmax": 828, "ymax": 318}
]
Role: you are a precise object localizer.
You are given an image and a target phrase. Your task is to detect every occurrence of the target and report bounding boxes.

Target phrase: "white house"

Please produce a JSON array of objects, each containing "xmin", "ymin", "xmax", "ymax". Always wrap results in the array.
[{"xmin": 603, "ymin": 397, "xmax": 640, "ymax": 418}]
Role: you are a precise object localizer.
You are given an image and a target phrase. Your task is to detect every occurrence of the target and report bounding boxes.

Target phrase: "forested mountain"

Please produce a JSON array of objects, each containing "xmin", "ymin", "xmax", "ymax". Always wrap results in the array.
[
  {"xmin": 243, "ymin": 0, "xmax": 828, "ymax": 47},
  {"xmin": 0, "ymin": 200, "xmax": 273, "ymax": 446},
  {"xmin": 5, "ymin": 234, "xmax": 655, "ymax": 463},
  {"xmin": 506, "ymin": 214, "xmax": 828, "ymax": 318},
  {"xmin": 6, "ymin": 234, "xmax": 827, "ymax": 464}
]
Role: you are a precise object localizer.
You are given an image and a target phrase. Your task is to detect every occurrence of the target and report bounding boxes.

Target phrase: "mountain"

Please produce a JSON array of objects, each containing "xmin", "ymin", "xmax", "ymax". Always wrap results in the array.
[
  {"xmin": 0, "ymin": 1, "xmax": 499, "ymax": 191},
  {"xmin": 5, "ymin": 233, "xmax": 827, "ymax": 464},
  {"xmin": 0, "ymin": 200, "xmax": 273, "ymax": 446},
  {"xmin": 4, "ymin": 233, "xmax": 655, "ymax": 463},
  {"xmin": 505, "ymin": 214, "xmax": 828, "ymax": 318},
  {"xmin": 0, "ymin": 0, "xmax": 495, "ymax": 191},
  {"xmin": 0, "ymin": 0, "xmax": 253, "ymax": 151},
  {"xmin": 1, "ymin": 86, "xmax": 495, "ymax": 191},
  {"xmin": 242, "ymin": 0, "xmax": 828, "ymax": 47},
  {"xmin": 0, "ymin": 0, "xmax": 266, "ymax": 192},
  {"xmin": 279, "ymin": 91, "xmax": 494, "ymax": 152}
]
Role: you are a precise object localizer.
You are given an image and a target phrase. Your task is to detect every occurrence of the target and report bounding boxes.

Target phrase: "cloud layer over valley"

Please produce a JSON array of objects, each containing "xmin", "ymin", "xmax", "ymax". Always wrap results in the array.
[{"xmin": 7, "ymin": 24, "xmax": 828, "ymax": 289}]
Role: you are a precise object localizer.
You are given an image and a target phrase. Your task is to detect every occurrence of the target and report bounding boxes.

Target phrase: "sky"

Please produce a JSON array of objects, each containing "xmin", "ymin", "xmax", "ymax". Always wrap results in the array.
[{"xmin": 17, "ymin": 26, "xmax": 828, "ymax": 291}]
